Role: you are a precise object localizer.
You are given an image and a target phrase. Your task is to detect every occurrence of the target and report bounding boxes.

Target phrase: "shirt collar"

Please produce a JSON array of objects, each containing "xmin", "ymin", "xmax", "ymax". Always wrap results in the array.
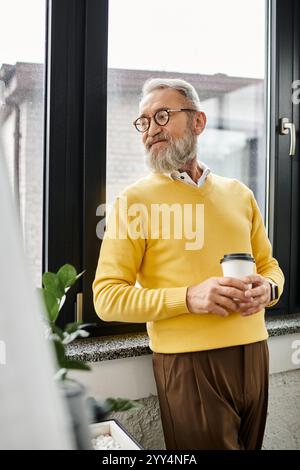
[{"xmin": 165, "ymin": 160, "xmax": 211, "ymax": 188}]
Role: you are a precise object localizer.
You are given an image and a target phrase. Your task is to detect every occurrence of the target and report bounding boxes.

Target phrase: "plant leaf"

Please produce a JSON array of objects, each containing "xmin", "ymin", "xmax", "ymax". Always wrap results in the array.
[
  {"xmin": 65, "ymin": 322, "xmax": 93, "ymax": 333},
  {"xmin": 62, "ymin": 271, "xmax": 85, "ymax": 294},
  {"xmin": 59, "ymin": 294, "xmax": 66, "ymax": 311},
  {"xmin": 57, "ymin": 264, "xmax": 77, "ymax": 289},
  {"xmin": 65, "ymin": 321, "xmax": 83, "ymax": 333},
  {"xmin": 62, "ymin": 330, "xmax": 90, "ymax": 344},
  {"xmin": 43, "ymin": 272, "xmax": 64, "ymax": 299},
  {"xmin": 53, "ymin": 340, "xmax": 90, "ymax": 371},
  {"xmin": 77, "ymin": 322, "xmax": 94, "ymax": 330},
  {"xmin": 50, "ymin": 324, "xmax": 64, "ymax": 340},
  {"xmin": 43, "ymin": 289, "xmax": 60, "ymax": 322},
  {"xmin": 105, "ymin": 397, "xmax": 143, "ymax": 412},
  {"xmin": 60, "ymin": 359, "xmax": 91, "ymax": 371},
  {"xmin": 75, "ymin": 270, "xmax": 85, "ymax": 281},
  {"xmin": 53, "ymin": 340, "xmax": 67, "ymax": 367}
]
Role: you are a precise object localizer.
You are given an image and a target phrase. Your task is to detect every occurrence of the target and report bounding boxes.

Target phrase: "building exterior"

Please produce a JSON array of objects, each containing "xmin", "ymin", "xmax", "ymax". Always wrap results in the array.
[{"xmin": 0, "ymin": 63, "xmax": 265, "ymax": 286}]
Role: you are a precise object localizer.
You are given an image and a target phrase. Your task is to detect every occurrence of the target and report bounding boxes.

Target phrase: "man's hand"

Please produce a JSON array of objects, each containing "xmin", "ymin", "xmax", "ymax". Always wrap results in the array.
[
  {"xmin": 186, "ymin": 277, "xmax": 252, "ymax": 317},
  {"xmin": 237, "ymin": 274, "xmax": 271, "ymax": 316}
]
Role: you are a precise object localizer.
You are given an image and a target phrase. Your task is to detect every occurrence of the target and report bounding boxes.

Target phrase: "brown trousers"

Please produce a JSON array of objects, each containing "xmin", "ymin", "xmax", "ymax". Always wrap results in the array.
[{"xmin": 152, "ymin": 340, "xmax": 269, "ymax": 450}]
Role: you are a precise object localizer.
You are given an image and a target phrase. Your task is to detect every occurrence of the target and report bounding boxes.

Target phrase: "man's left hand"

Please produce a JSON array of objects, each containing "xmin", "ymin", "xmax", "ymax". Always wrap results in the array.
[{"xmin": 236, "ymin": 274, "xmax": 271, "ymax": 316}]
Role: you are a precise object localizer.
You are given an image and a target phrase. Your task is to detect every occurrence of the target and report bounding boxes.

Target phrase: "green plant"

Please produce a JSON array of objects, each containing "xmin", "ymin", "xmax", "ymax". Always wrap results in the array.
[
  {"xmin": 39, "ymin": 263, "xmax": 91, "ymax": 380},
  {"xmin": 87, "ymin": 397, "xmax": 143, "ymax": 421},
  {"xmin": 39, "ymin": 263, "xmax": 143, "ymax": 417}
]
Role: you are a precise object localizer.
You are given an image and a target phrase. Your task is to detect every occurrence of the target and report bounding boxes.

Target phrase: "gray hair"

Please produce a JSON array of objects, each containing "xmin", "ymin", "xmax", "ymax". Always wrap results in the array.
[{"xmin": 141, "ymin": 78, "xmax": 201, "ymax": 111}]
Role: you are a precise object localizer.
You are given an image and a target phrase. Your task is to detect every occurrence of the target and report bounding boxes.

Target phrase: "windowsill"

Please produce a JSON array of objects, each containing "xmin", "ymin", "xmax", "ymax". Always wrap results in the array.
[
  {"xmin": 65, "ymin": 313, "xmax": 300, "ymax": 364},
  {"xmin": 65, "ymin": 332, "xmax": 151, "ymax": 363}
]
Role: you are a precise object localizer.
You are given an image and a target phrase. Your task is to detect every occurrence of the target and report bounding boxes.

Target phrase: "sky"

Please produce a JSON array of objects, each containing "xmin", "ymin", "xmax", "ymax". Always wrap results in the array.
[
  {"xmin": 0, "ymin": 0, "xmax": 46, "ymax": 66},
  {"xmin": 0, "ymin": 0, "xmax": 266, "ymax": 79},
  {"xmin": 108, "ymin": 0, "xmax": 266, "ymax": 78}
]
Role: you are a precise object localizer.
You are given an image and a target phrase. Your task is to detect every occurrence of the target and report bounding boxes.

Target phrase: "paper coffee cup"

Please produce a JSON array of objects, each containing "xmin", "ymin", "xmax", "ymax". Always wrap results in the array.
[{"xmin": 220, "ymin": 253, "xmax": 255, "ymax": 290}]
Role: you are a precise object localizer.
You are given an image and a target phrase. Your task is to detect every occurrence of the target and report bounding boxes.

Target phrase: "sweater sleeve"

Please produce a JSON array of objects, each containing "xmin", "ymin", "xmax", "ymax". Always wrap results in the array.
[
  {"xmin": 92, "ymin": 196, "xmax": 189, "ymax": 323},
  {"xmin": 250, "ymin": 190, "xmax": 285, "ymax": 307}
]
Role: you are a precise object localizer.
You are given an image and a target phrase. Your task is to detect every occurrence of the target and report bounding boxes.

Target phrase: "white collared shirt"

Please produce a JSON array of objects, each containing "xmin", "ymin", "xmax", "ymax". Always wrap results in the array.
[{"xmin": 167, "ymin": 160, "xmax": 211, "ymax": 188}]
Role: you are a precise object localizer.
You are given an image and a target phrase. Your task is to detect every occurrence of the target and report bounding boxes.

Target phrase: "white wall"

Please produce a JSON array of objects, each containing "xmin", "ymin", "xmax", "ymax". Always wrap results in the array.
[
  {"xmin": 70, "ymin": 332, "xmax": 300, "ymax": 400},
  {"xmin": 268, "ymin": 333, "xmax": 300, "ymax": 374}
]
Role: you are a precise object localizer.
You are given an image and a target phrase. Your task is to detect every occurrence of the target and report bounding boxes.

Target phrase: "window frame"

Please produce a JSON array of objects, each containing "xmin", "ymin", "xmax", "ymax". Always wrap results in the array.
[
  {"xmin": 45, "ymin": 0, "xmax": 299, "ymax": 335},
  {"xmin": 45, "ymin": 0, "xmax": 146, "ymax": 334},
  {"xmin": 44, "ymin": 0, "xmax": 85, "ymax": 327},
  {"xmin": 82, "ymin": 0, "xmax": 146, "ymax": 334},
  {"xmin": 265, "ymin": 0, "xmax": 299, "ymax": 317}
]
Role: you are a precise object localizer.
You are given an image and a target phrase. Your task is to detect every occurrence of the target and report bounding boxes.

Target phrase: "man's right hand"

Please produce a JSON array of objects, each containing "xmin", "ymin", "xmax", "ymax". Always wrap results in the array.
[{"xmin": 186, "ymin": 277, "xmax": 252, "ymax": 317}]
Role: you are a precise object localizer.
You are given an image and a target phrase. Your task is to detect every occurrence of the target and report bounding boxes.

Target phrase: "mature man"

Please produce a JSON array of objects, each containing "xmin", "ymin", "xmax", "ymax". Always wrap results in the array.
[{"xmin": 93, "ymin": 78, "xmax": 284, "ymax": 450}]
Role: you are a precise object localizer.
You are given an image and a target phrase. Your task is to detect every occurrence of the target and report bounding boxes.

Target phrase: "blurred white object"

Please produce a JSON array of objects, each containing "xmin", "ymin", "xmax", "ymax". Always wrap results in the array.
[
  {"xmin": 0, "ymin": 138, "xmax": 73, "ymax": 449},
  {"xmin": 92, "ymin": 433, "xmax": 122, "ymax": 450},
  {"xmin": 90, "ymin": 420, "xmax": 142, "ymax": 450}
]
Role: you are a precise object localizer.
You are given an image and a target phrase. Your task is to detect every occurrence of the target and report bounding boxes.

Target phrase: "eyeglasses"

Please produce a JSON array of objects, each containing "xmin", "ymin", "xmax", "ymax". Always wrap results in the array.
[{"xmin": 133, "ymin": 108, "xmax": 196, "ymax": 133}]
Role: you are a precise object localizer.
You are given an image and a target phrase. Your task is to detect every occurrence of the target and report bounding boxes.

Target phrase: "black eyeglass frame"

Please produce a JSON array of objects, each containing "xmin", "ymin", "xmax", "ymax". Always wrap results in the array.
[{"xmin": 133, "ymin": 108, "xmax": 197, "ymax": 133}]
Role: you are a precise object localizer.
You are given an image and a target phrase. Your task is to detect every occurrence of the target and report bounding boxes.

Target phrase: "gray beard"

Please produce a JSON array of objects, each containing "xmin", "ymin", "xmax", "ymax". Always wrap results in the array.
[{"xmin": 144, "ymin": 128, "xmax": 198, "ymax": 174}]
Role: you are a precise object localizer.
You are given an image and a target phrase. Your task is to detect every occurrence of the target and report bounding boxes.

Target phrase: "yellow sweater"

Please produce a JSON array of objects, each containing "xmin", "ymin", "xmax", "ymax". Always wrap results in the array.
[{"xmin": 93, "ymin": 172, "xmax": 284, "ymax": 353}]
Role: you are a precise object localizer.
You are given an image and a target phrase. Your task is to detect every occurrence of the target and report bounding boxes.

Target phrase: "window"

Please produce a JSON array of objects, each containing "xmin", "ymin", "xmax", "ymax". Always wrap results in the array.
[
  {"xmin": 0, "ymin": 0, "xmax": 46, "ymax": 287},
  {"xmin": 107, "ymin": 0, "xmax": 266, "ymax": 215},
  {"xmin": 39, "ymin": 0, "xmax": 299, "ymax": 333}
]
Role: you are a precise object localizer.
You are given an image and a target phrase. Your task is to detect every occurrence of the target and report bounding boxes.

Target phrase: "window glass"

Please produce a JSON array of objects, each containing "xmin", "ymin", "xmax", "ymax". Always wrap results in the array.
[
  {"xmin": 107, "ymin": 0, "xmax": 266, "ymax": 216},
  {"xmin": 0, "ymin": 0, "xmax": 46, "ymax": 286}
]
